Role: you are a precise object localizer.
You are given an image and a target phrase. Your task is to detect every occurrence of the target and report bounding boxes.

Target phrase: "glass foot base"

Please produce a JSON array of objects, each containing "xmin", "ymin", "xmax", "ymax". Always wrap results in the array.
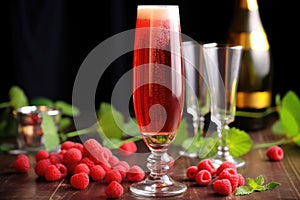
[
  {"xmin": 130, "ymin": 175, "xmax": 187, "ymax": 197},
  {"xmin": 179, "ymin": 150, "xmax": 198, "ymax": 158},
  {"xmin": 210, "ymin": 155, "xmax": 245, "ymax": 169}
]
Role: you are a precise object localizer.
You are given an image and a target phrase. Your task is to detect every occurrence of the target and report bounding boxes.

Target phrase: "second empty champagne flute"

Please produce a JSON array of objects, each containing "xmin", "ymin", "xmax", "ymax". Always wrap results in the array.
[
  {"xmin": 203, "ymin": 44, "xmax": 245, "ymax": 168},
  {"xmin": 180, "ymin": 41, "xmax": 210, "ymax": 157}
]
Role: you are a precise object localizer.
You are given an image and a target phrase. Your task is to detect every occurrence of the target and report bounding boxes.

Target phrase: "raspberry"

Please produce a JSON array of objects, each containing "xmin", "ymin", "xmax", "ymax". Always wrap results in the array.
[
  {"xmin": 63, "ymin": 148, "xmax": 82, "ymax": 165},
  {"xmin": 90, "ymin": 165, "xmax": 106, "ymax": 181},
  {"xmin": 80, "ymin": 157, "xmax": 95, "ymax": 169},
  {"xmin": 12, "ymin": 154, "xmax": 30, "ymax": 173},
  {"xmin": 237, "ymin": 173, "xmax": 245, "ymax": 186},
  {"xmin": 266, "ymin": 145, "xmax": 284, "ymax": 161},
  {"xmin": 83, "ymin": 138, "xmax": 103, "ymax": 157},
  {"xmin": 197, "ymin": 159, "xmax": 216, "ymax": 175},
  {"xmin": 105, "ymin": 180, "xmax": 124, "ymax": 198},
  {"xmin": 217, "ymin": 168, "xmax": 239, "ymax": 191},
  {"xmin": 108, "ymin": 155, "xmax": 120, "ymax": 167},
  {"xmin": 70, "ymin": 172, "xmax": 89, "ymax": 190},
  {"xmin": 56, "ymin": 163, "xmax": 68, "ymax": 178},
  {"xmin": 49, "ymin": 153, "xmax": 63, "ymax": 164},
  {"xmin": 186, "ymin": 166, "xmax": 198, "ymax": 180},
  {"xmin": 119, "ymin": 141, "xmax": 137, "ymax": 156},
  {"xmin": 45, "ymin": 165, "xmax": 62, "ymax": 181},
  {"xmin": 118, "ymin": 161, "xmax": 130, "ymax": 171},
  {"xmin": 113, "ymin": 164, "xmax": 127, "ymax": 180},
  {"xmin": 216, "ymin": 161, "xmax": 236, "ymax": 176},
  {"xmin": 35, "ymin": 158, "xmax": 51, "ymax": 176},
  {"xmin": 126, "ymin": 165, "xmax": 145, "ymax": 182},
  {"xmin": 213, "ymin": 179, "xmax": 232, "ymax": 196},
  {"xmin": 73, "ymin": 143, "xmax": 84, "ymax": 152},
  {"xmin": 61, "ymin": 141, "xmax": 75, "ymax": 150},
  {"xmin": 35, "ymin": 150, "xmax": 49, "ymax": 161},
  {"xmin": 74, "ymin": 163, "xmax": 90, "ymax": 175},
  {"xmin": 195, "ymin": 169, "xmax": 212, "ymax": 185},
  {"xmin": 105, "ymin": 169, "xmax": 122, "ymax": 184}
]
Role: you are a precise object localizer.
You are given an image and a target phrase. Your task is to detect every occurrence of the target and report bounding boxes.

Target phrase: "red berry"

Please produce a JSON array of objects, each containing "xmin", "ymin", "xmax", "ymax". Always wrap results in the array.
[
  {"xmin": 63, "ymin": 148, "xmax": 82, "ymax": 165},
  {"xmin": 49, "ymin": 153, "xmax": 63, "ymax": 164},
  {"xmin": 12, "ymin": 154, "xmax": 30, "ymax": 173},
  {"xmin": 216, "ymin": 168, "xmax": 239, "ymax": 191},
  {"xmin": 119, "ymin": 141, "xmax": 137, "ymax": 156},
  {"xmin": 113, "ymin": 164, "xmax": 127, "ymax": 180},
  {"xmin": 108, "ymin": 155, "xmax": 120, "ymax": 167},
  {"xmin": 213, "ymin": 179, "xmax": 232, "ymax": 196},
  {"xmin": 80, "ymin": 157, "xmax": 95, "ymax": 169},
  {"xmin": 118, "ymin": 161, "xmax": 130, "ymax": 171},
  {"xmin": 61, "ymin": 141, "xmax": 75, "ymax": 150},
  {"xmin": 126, "ymin": 165, "xmax": 145, "ymax": 182},
  {"xmin": 45, "ymin": 165, "xmax": 62, "ymax": 181},
  {"xmin": 197, "ymin": 159, "xmax": 216, "ymax": 175},
  {"xmin": 186, "ymin": 166, "xmax": 198, "ymax": 180},
  {"xmin": 56, "ymin": 163, "xmax": 68, "ymax": 178},
  {"xmin": 70, "ymin": 172, "xmax": 89, "ymax": 190},
  {"xmin": 266, "ymin": 145, "xmax": 284, "ymax": 161},
  {"xmin": 195, "ymin": 169, "xmax": 212, "ymax": 185},
  {"xmin": 83, "ymin": 138, "xmax": 103, "ymax": 157},
  {"xmin": 35, "ymin": 158, "xmax": 51, "ymax": 176},
  {"xmin": 35, "ymin": 150, "xmax": 49, "ymax": 161},
  {"xmin": 216, "ymin": 161, "xmax": 236, "ymax": 176},
  {"xmin": 105, "ymin": 169, "xmax": 122, "ymax": 184},
  {"xmin": 90, "ymin": 165, "xmax": 106, "ymax": 181},
  {"xmin": 105, "ymin": 180, "xmax": 124, "ymax": 198},
  {"xmin": 74, "ymin": 163, "xmax": 90, "ymax": 175},
  {"xmin": 237, "ymin": 173, "xmax": 245, "ymax": 186}
]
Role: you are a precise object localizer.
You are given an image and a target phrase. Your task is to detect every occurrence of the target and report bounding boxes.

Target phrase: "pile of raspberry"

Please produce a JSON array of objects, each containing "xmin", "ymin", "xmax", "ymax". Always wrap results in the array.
[
  {"xmin": 33, "ymin": 139, "xmax": 144, "ymax": 198},
  {"xmin": 186, "ymin": 159, "xmax": 245, "ymax": 196}
]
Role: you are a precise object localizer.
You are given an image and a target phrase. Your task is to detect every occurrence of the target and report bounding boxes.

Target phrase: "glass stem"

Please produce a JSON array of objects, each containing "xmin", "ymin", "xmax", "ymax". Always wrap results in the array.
[
  {"xmin": 217, "ymin": 123, "xmax": 230, "ymax": 158},
  {"xmin": 146, "ymin": 151, "xmax": 173, "ymax": 185}
]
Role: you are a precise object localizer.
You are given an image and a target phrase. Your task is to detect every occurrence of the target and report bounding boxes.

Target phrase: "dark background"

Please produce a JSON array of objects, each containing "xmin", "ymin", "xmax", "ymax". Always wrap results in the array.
[{"xmin": 0, "ymin": 0, "xmax": 298, "ymax": 110}]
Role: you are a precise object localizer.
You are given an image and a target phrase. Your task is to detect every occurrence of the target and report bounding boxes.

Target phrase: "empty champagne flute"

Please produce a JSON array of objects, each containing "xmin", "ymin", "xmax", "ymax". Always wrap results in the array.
[
  {"xmin": 130, "ymin": 4, "xmax": 187, "ymax": 197},
  {"xmin": 179, "ymin": 41, "xmax": 210, "ymax": 157},
  {"xmin": 203, "ymin": 44, "xmax": 245, "ymax": 168}
]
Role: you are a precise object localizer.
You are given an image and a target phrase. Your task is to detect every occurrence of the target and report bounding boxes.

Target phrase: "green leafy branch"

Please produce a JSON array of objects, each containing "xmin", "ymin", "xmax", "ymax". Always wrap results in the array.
[{"xmin": 235, "ymin": 175, "xmax": 280, "ymax": 196}]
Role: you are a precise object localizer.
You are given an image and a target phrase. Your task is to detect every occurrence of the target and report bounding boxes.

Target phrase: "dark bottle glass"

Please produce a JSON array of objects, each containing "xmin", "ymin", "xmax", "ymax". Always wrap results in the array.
[{"xmin": 227, "ymin": 0, "xmax": 274, "ymax": 131}]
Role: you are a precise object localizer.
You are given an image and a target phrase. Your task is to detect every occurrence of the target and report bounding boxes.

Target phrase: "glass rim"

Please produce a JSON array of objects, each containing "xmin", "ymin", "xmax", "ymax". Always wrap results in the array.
[{"xmin": 203, "ymin": 43, "xmax": 243, "ymax": 50}]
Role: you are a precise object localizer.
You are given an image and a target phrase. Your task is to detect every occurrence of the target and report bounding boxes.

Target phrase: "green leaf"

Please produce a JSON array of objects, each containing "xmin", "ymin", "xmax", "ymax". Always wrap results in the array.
[
  {"xmin": 279, "ymin": 107, "xmax": 299, "ymax": 138},
  {"xmin": 102, "ymin": 138, "xmax": 123, "ymax": 149},
  {"xmin": 271, "ymin": 120, "xmax": 286, "ymax": 135},
  {"xmin": 263, "ymin": 182, "xmax": 281, "ymax": 190},
  {"xmin": 9, "ymin": 86, "xmax": 28, "ymax": 109},
  {"xmin": 58, "ymin": 117, "xmax": 72, "ymax": 131},
  {"xmin": 98, "ymin": 103, "xmax": 124, "ymax": 139},
  {"xmin": 254, "ymin": 175, "xmax": 265, "ymax": 186},
  {"xmin": 55, "ymin": 101, "xmax": 80, "ymax": 117},
  {"xmin": 122, "ymin": 118, "xmax": 140, "ymax": 137},
  {"xmin": 173, "ymin": 118, "xmax": 188, "ymax": 146},
  {"xmin": 31, "ymin": 97, "xmax": 54, "ymax": 107},
  {"xmin": 281, "ymin": 90, "xmax": 300, "ymax": 123},
  {"xmin": 198, "ymin": 135, "xmax": 219, "ymax": 159},
  {"xmin": 41, "ymin": 113, "xmax": 60, "ymax": 151},
  {"xmin": 227, "ymin": 127, "xmax": 252, "ymax": 157},
  {"xmin": 235, "ymin": 186, "xmax": 254, "ymax": 196}
]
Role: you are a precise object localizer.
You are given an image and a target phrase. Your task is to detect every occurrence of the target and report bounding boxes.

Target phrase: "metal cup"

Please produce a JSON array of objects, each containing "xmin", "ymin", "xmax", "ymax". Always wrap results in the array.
[{"xmin": 13, "ymin": 106, "xmax": 61, "ymax": 152}]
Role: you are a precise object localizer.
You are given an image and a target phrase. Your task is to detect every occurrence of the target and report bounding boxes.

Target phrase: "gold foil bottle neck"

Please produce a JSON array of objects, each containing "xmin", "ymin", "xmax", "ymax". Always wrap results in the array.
[{"xmin": 240, "ymin": 0, "xmax": 258, "ymax": 11}]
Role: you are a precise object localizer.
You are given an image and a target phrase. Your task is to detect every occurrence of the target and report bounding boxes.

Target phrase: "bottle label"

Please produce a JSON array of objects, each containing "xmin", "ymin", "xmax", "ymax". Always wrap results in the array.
[{"xmin": 236, "ymin": 91, "xmax": 271, "ymax": 109}]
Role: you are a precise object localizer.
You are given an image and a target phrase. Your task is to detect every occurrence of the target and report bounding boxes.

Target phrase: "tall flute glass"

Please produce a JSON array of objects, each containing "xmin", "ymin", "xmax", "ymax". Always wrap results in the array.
[
  {"xmin": 179, "ymin": 41, "xmax": 210, "ymax": 157},
  {"xmin": 130, "ymin": 5, "xmax": 187, "ymax": 197},
  {"xmin": 203, "ymin": 44, "xmax": 245, "ymax": 168}
]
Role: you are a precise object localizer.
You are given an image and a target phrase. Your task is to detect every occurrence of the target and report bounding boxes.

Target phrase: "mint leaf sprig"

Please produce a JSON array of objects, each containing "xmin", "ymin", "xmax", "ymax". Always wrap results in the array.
[{"xmin": 235, "ymin": 175, "xmax": 280, "ymax": 196}]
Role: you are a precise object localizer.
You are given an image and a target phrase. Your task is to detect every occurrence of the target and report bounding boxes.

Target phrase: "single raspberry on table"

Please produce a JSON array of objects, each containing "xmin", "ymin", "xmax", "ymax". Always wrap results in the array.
[
  {"xmin": 70, "ymin": 172, "xmax": 89, "ymax": 190},
  {"xmin": 12, "ymin": 154, "xmax": 30, "ymax": 173},
  {"xmin": 35, "ymin": 158, "xmax": 52, "ymax": 176},
  {"xmin": 266, "ymin": 145, "xmax": 284, "ymax": 161},
  {"xmin": 105, "ymin": 180, "xmax": 124, "ymax": 198},
  {"xmin": 186, "ymin": 166, "xmax": 198, "ymax": 180},
  {"xmin": 195, "ymin": 169, "xmax": 212, "ymax": 186},
  {"xmin": 45, "ymin": 164, "xmax": 62, "ymax": 181},
  {"xmin": 35, "ymin": 150, "xmax": 49, "ymax": 161},
  {"xmin": 197, "ymin": 159, "xmax": 216, "ymax": 176},
  {"xmin": 126, "ymin": 165, "xmax": 145, "ymax": 182},
  {"xmin": 216, "ymin": 161, "xmax": 236, "ymax": 176},
  {"xmin": 73, "ymin": 163, "xmax": 90, "ymax": 175},
  {"xmin": 213, "ymin": 179, "xmax": 232, "ymax": 196},
  {"xmin": 119, "ymin": 141, "xmax": 137, "ymax": 156},
  {"xmin": 90, "ymin": 165, "xmax": 106, "ymax": 181},
  {"xmin": 63, "ymin": 148, "xmax": 82, "ymax": 165},
  {"xmin": 105, "ymin": 169, "xmax": 122, "ymax": 184}
]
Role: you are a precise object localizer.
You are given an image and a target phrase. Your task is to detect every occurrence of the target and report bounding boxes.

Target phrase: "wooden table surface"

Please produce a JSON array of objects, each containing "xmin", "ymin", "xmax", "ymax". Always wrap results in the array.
[{"xmin": 0, "ymin": 115, "xmax": 300, "ymax": 200}]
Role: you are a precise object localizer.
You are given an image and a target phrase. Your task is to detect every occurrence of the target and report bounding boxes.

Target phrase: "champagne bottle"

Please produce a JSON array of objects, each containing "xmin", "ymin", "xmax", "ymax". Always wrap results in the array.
[{"xmin": 227, "ymin": 0, "xmax": 273, "ymax": 131}]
